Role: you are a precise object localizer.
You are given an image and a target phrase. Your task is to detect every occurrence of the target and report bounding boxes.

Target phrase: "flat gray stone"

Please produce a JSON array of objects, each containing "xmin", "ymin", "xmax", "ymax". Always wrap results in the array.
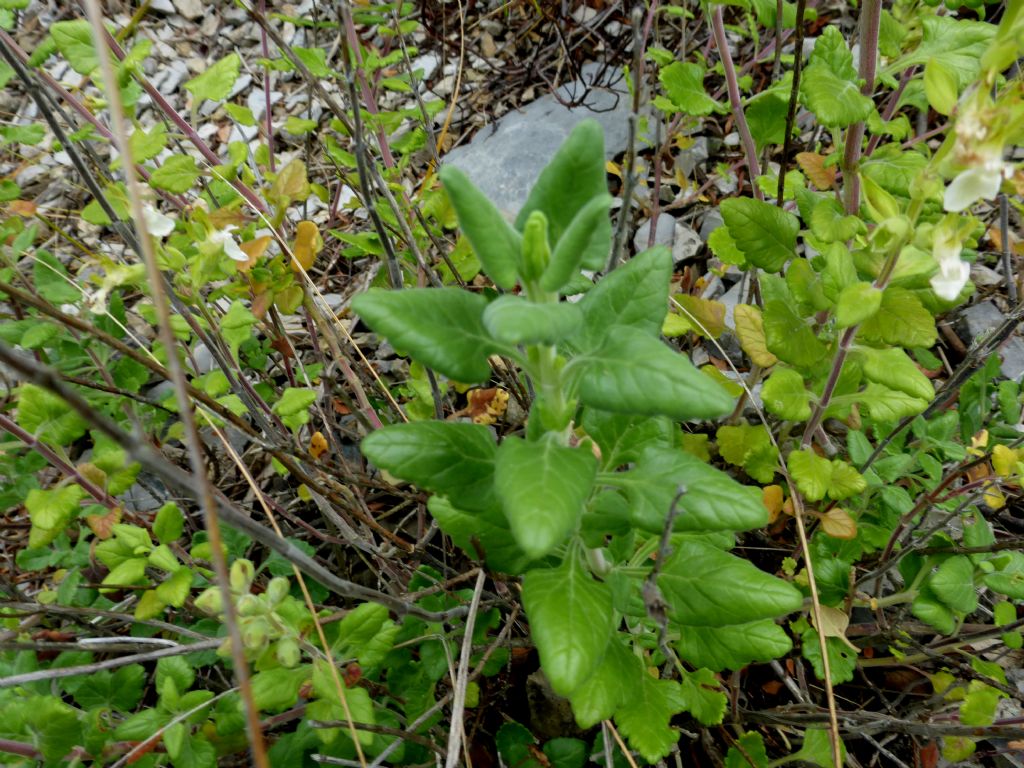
[
  {"xmin": 675, "ymin": 136, "xmax": 709, "ymax": 178},
  {"xmin": 672, "ymin": 224, "xmax": 703, "ymax": 263},
  {"xmin": 442, "ymin": 62, "xmax": 633, "ymax": 218},
  {"xmin": 960, "ymin": 300, "xmax": 1004, "ymax": 341},
  {"xmin": 958, "ymin": 300, "xmax": 1024, "ymax": 381},
  {"xmin": 633, "ymin": 216, "xmax": 675, "ymax": 252},
  {"xmin": 700, "ymin": 208, "xmax": 724, "ymax": 241},
  {"xmin": 172, "ymin": 0, "xmax": 203, "ymax": 20},
  {"xmin": 971, "ymin": 263, "xmax": 1004, "ymax": 289}
]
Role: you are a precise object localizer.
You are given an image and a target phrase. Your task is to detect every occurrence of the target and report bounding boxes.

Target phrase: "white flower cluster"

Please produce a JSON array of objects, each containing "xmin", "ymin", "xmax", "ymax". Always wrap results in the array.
[{"xmin": 929, "ymin": 219, "xmax": 971, "ymax": 301}]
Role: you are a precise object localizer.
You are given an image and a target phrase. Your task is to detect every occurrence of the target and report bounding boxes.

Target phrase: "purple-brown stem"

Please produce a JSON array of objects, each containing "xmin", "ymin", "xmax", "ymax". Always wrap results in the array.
[
  {"xmin": 840, "ymin": 0, "xmax": 882, "ymax": 214},
  {"xmin": 100, "ymin": 30, "xmax": 270, "ymax": 217},
  {"xmin": 259, "ymin": 0, "xmax": 275, "ymax": 172},
  {"xmin": 710, "ymin": 5, "xmax": 763, "ymax": 200}
]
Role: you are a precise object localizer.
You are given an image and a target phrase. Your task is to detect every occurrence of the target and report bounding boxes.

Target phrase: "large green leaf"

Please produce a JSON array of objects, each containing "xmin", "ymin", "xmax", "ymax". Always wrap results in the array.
[
  {"xmin": 763, "ymin": 300, "xmax": 828, "ymax": 370},
  {"xmin": 27, "ymin": 484, "xmax": 86, "ymax": 548},
  {"xmin": 720, "ymin": 198, "xmax": 799, "ymax": 272},
  {"xmin": 495, "ymin": 436, "xmax": 597, "ymax": 559},
  {"xmin": 859, "ymin": 287, "xmax": 937, "ymax": 348},
  {"xmin": 581, "ymin": 410, "xmax": 675, "ymax": 470},
  {"xmin": 516, "ymin": 119, "xmax": 610, "ymax": 270},
  {"xmin": 522, "ymin": 557, "xmax": 614, "ymax": 696},
  {"xmin": 835, "ymin": 282, "xmax": 882, "ymax": 328},
  {"xmin": 149, "ymin": 155, "xmax": 202, "ymax": 194},
  {"xmin": 608, "ymin": 446, "xmax": 767, "ymax": 533},
  {"xmin": 984, "ymin": 552, "xmax": 1024, "ymax": 599},
  {"xmin": 787, "ymin": 449, "xmax": 833, "ymax": 502},
  {"xmin": 614, "ymin": 672, "xmax": 686, "ymax": 764},
  {"xmin": 576, "ymin": 329, "xmax": 734, "ymax": 421},
  {"xmin": 184, "ymin": 52, "xmax": 241, "ymax": 103},
  {"xmin": 362, "ymin": 422, "xmax": 497, "ymax": 510},
  {"xmin": 896, "ymin": 16, "xmax": 995, "ymax": 88},
  {"xmin": 573, "ymin": 246, "xmax": 672, "ymax": 351},
  {"xmin": 930, "ymin": 555, "xmax": 977, "ymax": 614},
  {"xmin": 353, "ymin": 287, "xmax": 497, "ymax": 383},
  {"xmin": 676, "ymin": 620, "xmax": 793, "ymax": 671},
  {"xmin": 51, "ymin": 20, "xmax": 96, "ymax": 74},
  {"xmin": 800, "ymin": 27, "xmax": 873, "ymax": 128},
  {"xmin": 658, "ymin": 540, "xmax": 803, "ymax": 626},
  {"xmin": 761, "ymin": 367, "xmax": 812, "ymax": 421},
  {"xmin": 857, "ymin": 346, "xmax": 933, "ymax": 401},
  {"xmin": 483, "ymin": 296, "xmax": 582, "ymax": 345},
  {"xmin": 428, "ymin": 496, "xmax": 532, "ymax": 573},
  {"xmin": 657, "ymin": 62, "xmax": 719, "ymax": 116},
  {"xmin": 567, "ymin": 635, "xmax": 637, "ymax": 728},
  {"xmin": 440, "ymin": 166, "xmax": 520, "ymax": 289},
  {"xmin": 542, "ymin": 194, "xmax": 613, "ymax": 291},
  {"xmin": 856, "ymin": 383, "xmax": 929, "ymax": 421},
  {"xmin": 17, "ymin": 383, "xmax": 88, "ymax": 447}
]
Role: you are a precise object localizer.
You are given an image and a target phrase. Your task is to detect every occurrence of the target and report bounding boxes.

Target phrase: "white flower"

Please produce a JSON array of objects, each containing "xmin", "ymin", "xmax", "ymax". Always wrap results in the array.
[
  {"xmin": 930, "ymin": 256, "xmax": 971, "ymax": 301},
  {"xmin": 943, "ymin": 150, "xmax": 1010, "ymax": 212},
  {"xmin": 929, "ymin": 217, "xmax": 971, "ymax": 300},
  {"xmin": 142, "ymin": 204, "xmax": 176, "ymax": 238},
  {"xmin": 205, "ymin": 226, "xmax": 248, "ymax": 262}
]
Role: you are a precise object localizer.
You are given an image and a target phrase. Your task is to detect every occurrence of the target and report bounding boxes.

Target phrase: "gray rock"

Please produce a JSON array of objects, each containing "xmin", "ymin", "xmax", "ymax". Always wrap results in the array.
[
  {"xmin": 122, "ymin": 474, "xmax": 169, "ymax": 514},
  {"xmin": 411, "ymin": 53, "xmax": 441, "ymax": 83},
  {"xmin": 700, "ymin": 208, "xmax": 724, "ymax": 241},
  {"xmin": 633, "ymin": 216, "xmax": 675, "ymax": 252},
  {"xmin": 442, "ymin": 62, "xmax": 633, "ymax": 217},
  {"xmin": 958, "ymin": 300, "xmax": 1024, "ymax": 381},
  {"xmin": 172, "ymin": 0, "xmax": 203, "ymax": 20},
  {"xmin": 971, "ymin": 263, "xmax": 1004, "ymax": 289},
  {"xmin": 672, "ymin": 224, "xmax": 703, "ymax": 263},
  {"xmin": 718, "ymin": 278, "xmax": 746, "ymax": 327},
  {"xmin": 960, "ymin": 300, "xmax": 1005, "ymax": 341},
  {"xmin": 1000, "ymin": 337, "xmax": 1024, "ymax": 382},
  {"xmin": 190, "ymin": 343, "xmax": 216, "ymax": 375},
  {"xmin": 675, "ymin": 136, "xmax": 709, "ymax": 178},
  {"xmin": 149, "ymin": 0, "xmax": 175, "ymax": 13}
]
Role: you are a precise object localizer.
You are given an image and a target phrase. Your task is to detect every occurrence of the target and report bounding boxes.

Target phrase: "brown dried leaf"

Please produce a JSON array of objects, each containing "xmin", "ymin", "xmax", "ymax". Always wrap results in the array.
[
  {"xmin": 85, "ymin": 506, "xmax": 122, "ymax": 540},
  {"xmin": 8, "ymin": 200, "xmax": 37, "ymax": 217},
  {"xmin": 309, "ymin": 431, "xmax": 328, "ymax": 459},
  {"xmin": 673, "ymin": 294, "xmax": 726, "ymax": 339},
  {"xmin": 820, "ymin": 508, "xmax": 857, "ymax": 540},
  {"xmin": 467, "ymin": 387, "xmax": 509, "ymax": 425},
  {"xmin": 796, "ymin": 151, "xmax": 837, "ymax": 190},
  {"xmin": 237, "ymin": 235, "xmax": 272, "ymax": 273},
  {"xmin": 813, "ymin": 604, "xmax": 860, "ymax": 653},
  {"xmin": 290, "ymin": 221, "xmax": 323, "ymax": 273}
]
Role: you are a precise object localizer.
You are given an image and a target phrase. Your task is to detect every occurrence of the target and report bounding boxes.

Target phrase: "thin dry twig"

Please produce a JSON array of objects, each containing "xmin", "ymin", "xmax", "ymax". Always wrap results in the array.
[{"xmin": 444, "ymin": 569, "xmax": 486, "ymax": 768}]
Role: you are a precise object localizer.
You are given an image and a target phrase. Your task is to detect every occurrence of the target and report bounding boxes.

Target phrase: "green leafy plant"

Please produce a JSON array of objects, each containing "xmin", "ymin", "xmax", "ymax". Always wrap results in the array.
[{"xmin": 356, "ymin": 120, "xmax": 804, "ymax": 762}]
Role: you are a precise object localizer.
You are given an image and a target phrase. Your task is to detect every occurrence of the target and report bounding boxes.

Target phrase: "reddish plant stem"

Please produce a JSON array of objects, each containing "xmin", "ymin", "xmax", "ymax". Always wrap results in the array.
[
  {"xmin": 840, "ymin": 0, "xmax": 882, "ymax": 214},
  {"xmin": 259, "ymin": 0, "xmax": 275, "ymax": 172},
  {"xmin": 0, "ymin": 413, "xmax": 120, "ymax": 512},
  {"xmin": 100, "ymin": 30, "xmax": 270, "ymax": 217},
  {"xmin": 710, "ymin": 5, "xmax": 763, "ymax": 200},
  {"xmin": 777, "ymin": 0, "xmax": 808, "ymax": 204}
]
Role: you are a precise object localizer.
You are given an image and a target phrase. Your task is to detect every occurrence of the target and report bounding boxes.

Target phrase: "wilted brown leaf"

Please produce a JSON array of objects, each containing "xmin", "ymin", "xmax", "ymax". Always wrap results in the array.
[
  {"xmin": 290, "ymin": 221, "xmax": 323, "ymax": 273},
  {"xmin": 8, "ymin": 200, "xmax": 37, "ymax": 217},
  {"xmin": 309, "ymin": 431, "xmax": 328, "ymax": 459},
  {"xmin": 237, "ymin": 235, "xmax": 272, "ymax": 273},
  {"xmin": 796, "ymin": 151, "xmax": 837, "ymax": 189},
  {"xmin": 820, "ymin": 508, "xmax": 857, "ymax": 539},
  {"xmin": 762, "ymin": 484, "xmax": 785, "ymax": 524},
  {"xmin": 467, "ymin": 387, "xmax": 509, "ymax": 425},
  {"xmin": 85, "ymin": 506, "xmax": 122, "ymax": 540}
]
